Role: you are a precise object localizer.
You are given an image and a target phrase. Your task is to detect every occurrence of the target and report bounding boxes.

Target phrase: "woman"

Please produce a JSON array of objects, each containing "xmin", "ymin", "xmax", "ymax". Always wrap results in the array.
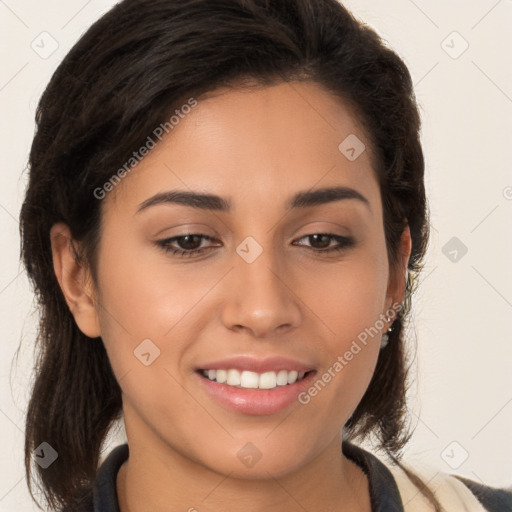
[{"xmin": 19, "ymin": 0, "xmax": 512, "ymax": 511}]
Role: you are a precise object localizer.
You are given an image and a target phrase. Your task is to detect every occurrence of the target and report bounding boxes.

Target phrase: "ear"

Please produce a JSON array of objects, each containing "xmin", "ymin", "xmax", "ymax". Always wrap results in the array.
[
  {"xmin": 384, "ymin": 224, "xmax": 412, "ymax": 325},
  {"xmin": 50, "ymin": 222, "xmax": 101, "ymax": 338}
]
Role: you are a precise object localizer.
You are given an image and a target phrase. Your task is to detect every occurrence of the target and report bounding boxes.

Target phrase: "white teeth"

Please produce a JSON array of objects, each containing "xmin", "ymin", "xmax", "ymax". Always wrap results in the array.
[
  {"xmin": 226, "ymin": 369, "xmax": 241, "ymax": 386},
  {"xmin": 276, "ymin": 370, "xmax": 288, "ymax": 386},
  {"xmin": 287, "ymin": 370, "xmax": 298, "ymax": 384},
  {"xmin": 240, "ymin": 371, "xmax": 259, "ymax": 388},
  {"xmin": 201, "ymin": 368, "xmax": 308, "ymax": 390},
  {"xmin": 259, "ymin": 371, "xmax": 277, "ymax": 389}
]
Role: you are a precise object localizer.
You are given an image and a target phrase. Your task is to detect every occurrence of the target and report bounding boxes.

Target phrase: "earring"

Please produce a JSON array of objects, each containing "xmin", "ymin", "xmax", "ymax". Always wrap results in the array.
[{"xmin": 380, "ymin": 321, "xmax": 394, "ymax": 349}]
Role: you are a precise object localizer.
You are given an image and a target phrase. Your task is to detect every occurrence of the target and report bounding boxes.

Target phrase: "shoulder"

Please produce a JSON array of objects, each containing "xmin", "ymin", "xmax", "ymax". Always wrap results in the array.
[{"xmin": 386, "ymin": 459, "xmax": 512, "ymax": 512}]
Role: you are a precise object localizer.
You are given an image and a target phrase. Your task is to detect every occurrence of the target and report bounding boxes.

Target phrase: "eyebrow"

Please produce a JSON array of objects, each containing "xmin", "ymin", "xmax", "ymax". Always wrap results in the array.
[{"xmin": 136, "ymin": 186, "xmax": 371, "ymax": 214}]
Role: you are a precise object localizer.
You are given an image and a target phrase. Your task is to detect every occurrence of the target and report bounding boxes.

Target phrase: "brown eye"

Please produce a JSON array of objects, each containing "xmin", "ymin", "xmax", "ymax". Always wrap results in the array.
[
  {"xmin": 293, "ymin": 233, "xmax": 355, "ymax": 253},
  {"xmin": 156, "ymin": 234, "xmax": 219, "ymax": 257}
]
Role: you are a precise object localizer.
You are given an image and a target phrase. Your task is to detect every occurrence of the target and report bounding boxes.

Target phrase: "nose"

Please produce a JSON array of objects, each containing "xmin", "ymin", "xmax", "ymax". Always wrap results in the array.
[{"xmin": 220, "ymin": 242, "xmax": 302, "ymax": 338}]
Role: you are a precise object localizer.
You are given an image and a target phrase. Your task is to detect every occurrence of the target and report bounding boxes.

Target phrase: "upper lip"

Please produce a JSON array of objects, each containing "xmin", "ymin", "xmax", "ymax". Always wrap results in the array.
[{"xmin": 196, "ymin": 355, "xmax": 315, "ymax": 374}]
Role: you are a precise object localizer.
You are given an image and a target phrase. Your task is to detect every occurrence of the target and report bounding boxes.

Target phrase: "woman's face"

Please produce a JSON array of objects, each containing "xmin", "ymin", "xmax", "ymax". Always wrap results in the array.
[{"xmin": 78, "ymin": 81, "xmax": 409, "ymax": 478}]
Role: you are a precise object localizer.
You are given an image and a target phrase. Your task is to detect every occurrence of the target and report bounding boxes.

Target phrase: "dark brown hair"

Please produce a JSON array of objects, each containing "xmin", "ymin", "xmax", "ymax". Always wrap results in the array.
[{"xmin": 19, "ymin": 0, "xmax": 438, "ymax": 510}]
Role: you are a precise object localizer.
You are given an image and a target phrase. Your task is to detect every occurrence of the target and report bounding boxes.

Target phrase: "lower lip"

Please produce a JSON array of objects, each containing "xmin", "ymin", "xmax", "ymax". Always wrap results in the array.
[{"xmin": 195, "ymin": 371, "xmax": 317, "ymax": 415}]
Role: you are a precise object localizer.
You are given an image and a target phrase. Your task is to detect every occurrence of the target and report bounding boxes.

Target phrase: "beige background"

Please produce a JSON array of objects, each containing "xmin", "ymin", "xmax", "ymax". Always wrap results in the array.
[{"xmin": 1, "ymin": 0, "xmax": 511, "ymax": 509}]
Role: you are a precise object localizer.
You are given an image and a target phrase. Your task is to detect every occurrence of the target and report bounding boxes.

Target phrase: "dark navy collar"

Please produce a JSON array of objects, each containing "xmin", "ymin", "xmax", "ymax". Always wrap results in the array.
[
  {"xmin": 93, "ymin": 443, "xmax": 127, "ymax": 512},
  {"xmin": 342, "ymin": 441, "xmax": 404, "ymax": 511}
]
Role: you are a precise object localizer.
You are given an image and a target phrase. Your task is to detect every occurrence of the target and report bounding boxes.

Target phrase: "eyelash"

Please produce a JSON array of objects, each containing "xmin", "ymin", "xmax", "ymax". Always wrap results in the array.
[{"xmin": 155, "ymin": 233, "xmax": 355, "ymax": 258}]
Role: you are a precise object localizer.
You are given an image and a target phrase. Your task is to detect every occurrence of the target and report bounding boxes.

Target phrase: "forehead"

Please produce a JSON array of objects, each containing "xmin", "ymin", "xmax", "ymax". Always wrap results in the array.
[{"xmin": 103, "ymin": 80, "xmax": 380, "ymax": 218}]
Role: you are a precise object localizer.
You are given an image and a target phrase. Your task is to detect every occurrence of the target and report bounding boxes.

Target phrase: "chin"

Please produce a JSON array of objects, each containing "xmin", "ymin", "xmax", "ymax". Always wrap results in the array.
[{"xmin": 194, "ymin": 440, "xmax": 313, "ymax": 481}]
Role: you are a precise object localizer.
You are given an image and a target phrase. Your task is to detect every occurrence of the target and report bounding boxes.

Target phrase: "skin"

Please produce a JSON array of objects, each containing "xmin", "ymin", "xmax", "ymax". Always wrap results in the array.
[{"xmin": 51, "ymin": 80, "xmax": 411, "ymax": 512}]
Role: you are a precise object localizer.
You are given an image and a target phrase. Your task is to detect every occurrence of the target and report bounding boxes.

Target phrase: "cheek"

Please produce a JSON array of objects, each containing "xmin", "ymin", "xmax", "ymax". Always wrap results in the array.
[
  {"xmin": 95, "ymin": 235, "xmax": 194, "ymax": 335},
  {"xmin": 296, "ymin": 255, "xmax": 388, "ymax": 425},
  {"xmin": 93, "ymin": 234, "xmax": 225, "ymax": 391},
  {"xmin": 307, "ymin": 244, "xmax": 389, "ymax": 343},
  {"xmin": 301, "ymin": 238, "xmax": 388, "ymax": 398}
]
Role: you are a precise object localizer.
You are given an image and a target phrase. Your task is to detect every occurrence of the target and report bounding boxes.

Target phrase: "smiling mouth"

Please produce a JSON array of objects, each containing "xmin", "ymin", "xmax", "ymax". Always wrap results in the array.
[{"xmin": 197, "ymin": 368, "xmax": 316, "ymax": 390}]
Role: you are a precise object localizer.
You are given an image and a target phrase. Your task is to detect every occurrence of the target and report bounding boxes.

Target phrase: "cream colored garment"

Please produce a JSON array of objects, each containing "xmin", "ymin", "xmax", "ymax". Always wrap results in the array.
[{"xmin": 386, "ymin": 461, "xmax": 488, "ymax": 512}]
